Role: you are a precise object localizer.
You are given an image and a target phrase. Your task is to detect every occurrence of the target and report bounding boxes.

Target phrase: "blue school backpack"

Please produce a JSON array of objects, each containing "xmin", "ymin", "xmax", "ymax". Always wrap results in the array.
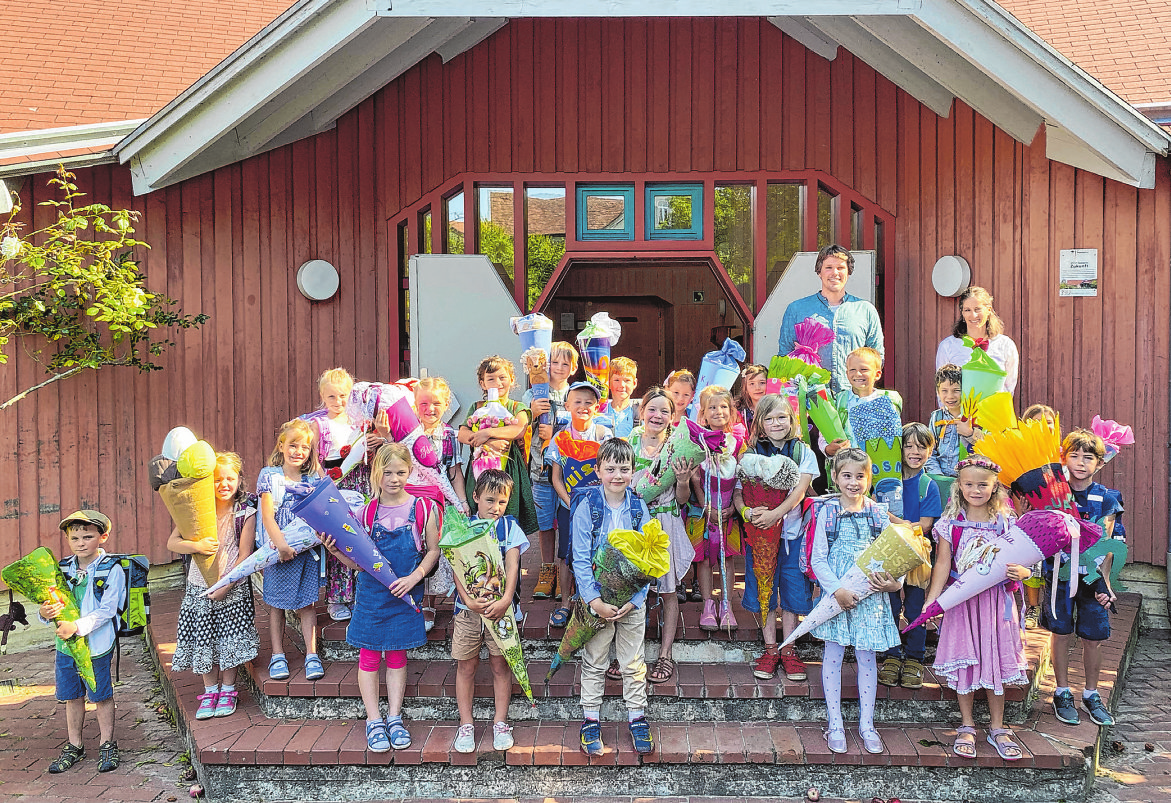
[
  {"xmin": 62, "ymin": 553, "xmax": 151, "ymax": 681},
  {"xmin": 570, "ymin": 486, "xmax": 646, "ymax": 551},
  {"xmin": 798, "ymin": 495, "xmax": 887, "ymax": 583}
]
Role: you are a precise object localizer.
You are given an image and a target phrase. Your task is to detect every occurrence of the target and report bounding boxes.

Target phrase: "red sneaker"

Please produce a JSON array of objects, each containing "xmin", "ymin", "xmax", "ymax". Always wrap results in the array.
[
  {"xmin": 753, "ymin": 650, "xmax": 781, "ymax": 680},
  {"xmin": 779, "ymin": 647, "xmax": 808, "ymax": 681}
]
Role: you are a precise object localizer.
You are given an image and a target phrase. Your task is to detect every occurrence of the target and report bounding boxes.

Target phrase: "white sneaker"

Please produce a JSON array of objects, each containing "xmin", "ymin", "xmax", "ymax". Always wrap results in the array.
[
  {"xmin": 453, "ymin": 723, "xmax": 476, "ymax": 753},
  {"xmin": 493, "ymin": 721, "xmax": 514, "ymax": 750}
]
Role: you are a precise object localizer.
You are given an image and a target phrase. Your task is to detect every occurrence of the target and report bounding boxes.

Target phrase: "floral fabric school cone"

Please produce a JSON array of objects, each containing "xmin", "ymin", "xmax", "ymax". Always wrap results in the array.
[
  {"xmin": 440, "ymin": 507, "xmax": 534, "ymax": 703},
  {"xmin": 737, "ymin": 454, "xmax": 801, "ymax": 614},
  {"xmin": 902, "ymin": 509, "xmax": 1104, "ymax": 632},
  {"xmin": 781, "ymin": 522, "xmax": 926, "ymax": 649},
  {"xmin": 546, "ymin": 520, "xmax": 669, "ymax": 681},
  {"xmin": 3, "ymin": 548, "xmax": 96, "ymax": 690}
]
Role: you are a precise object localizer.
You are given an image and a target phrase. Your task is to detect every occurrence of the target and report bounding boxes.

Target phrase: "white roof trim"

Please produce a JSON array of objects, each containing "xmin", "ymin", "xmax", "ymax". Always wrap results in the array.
[
  {"xmin": 0, "ymin": 119, "xmax": 144, "ymax": 181},
  {"xmin": 0, "ymin": 151, "xmax": 119, "ymax": 181},
  {"xmin": 116, "ymin": 0, "xmax": 1171, "ymax": 193}
]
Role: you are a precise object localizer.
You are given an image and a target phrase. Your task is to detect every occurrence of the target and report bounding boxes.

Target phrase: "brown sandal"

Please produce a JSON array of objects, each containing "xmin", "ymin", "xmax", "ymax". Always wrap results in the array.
[
  {"xmin": 878, "ymin": 657, "xmax": 902, "ymax": 687},
  {"xmin": 648, "ymin": 655, "xmax": 676, "ymax": 684},
  {"xmin": 952, "ymin": 725, "xmax": 977, "ymax": 759},
  {"xmin": 606, "ymin": 659, "xmax": 622, "ymax": 680},
  {"xmin": 900, "ymin": 659, "xmax": 924, "ymax": 689}
]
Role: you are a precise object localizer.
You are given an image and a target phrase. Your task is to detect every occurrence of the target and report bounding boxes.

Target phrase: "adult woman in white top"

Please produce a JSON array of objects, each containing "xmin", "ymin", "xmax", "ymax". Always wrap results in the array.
[{"xmin": 935, "ymin": 286, "xmax": 1019, "ymax": 394}]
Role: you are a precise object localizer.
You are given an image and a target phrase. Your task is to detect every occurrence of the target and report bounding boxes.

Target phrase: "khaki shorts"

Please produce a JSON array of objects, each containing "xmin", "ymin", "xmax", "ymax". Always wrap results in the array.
[{"xmin": 451, "ymin": 608, "xmax": 504, "ymax": 661}]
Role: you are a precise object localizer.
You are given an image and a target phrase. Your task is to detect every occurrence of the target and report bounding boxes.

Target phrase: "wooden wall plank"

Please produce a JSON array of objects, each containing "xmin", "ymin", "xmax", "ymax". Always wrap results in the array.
[{"xmin": 625, "ymin": 17, "xmax": 648, "ymax": 175}]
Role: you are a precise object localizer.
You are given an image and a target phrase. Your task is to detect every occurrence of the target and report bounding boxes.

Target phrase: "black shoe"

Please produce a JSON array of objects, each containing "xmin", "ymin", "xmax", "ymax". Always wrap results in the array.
[
  {"xmin": 1083, "ymin": 692, "xmax": 1115, "ymax": 727},
  {"xmin": 1053, "ymin": 690, "xmax": 1080, "ymax": 725},
  {"xmin": 97, "ymin": 740, "xmax": 120, "ymax": 773},
  {"xmin": 48, "ymin": 743, "xmax": 84, "ymax": 773}
]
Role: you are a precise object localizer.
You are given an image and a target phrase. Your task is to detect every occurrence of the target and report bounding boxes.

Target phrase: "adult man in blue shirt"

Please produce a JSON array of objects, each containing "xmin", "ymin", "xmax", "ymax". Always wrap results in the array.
[{"xmin": 777, "ymin": 244, "xmax": 884, "ymax": 394}]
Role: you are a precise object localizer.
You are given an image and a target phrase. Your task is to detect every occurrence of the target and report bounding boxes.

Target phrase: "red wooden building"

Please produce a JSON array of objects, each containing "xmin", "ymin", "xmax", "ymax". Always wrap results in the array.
[{"xmin": 1, "ymin": 0, "xmax": 1168, "ymax": 576}]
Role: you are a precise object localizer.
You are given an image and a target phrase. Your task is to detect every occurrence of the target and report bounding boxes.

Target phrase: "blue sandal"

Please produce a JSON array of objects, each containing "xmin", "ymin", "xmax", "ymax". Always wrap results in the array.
[
  {"xmin": 365, "ymin": 720, "xmax": 390, "ymax": 753},
  {"xmin": 268, "ymin": 654, "xmax": 290, "ymax": 680},
  {"xmin": 386, "ymin": 716, "xmax": 412, "ymax": 750},
  {"xmin": 549, "ymin": 607, "xmax": 571, "ymax": 628},
  {"xmin": 304, "ymin": 654, "xmax": 325, "ymax": 681}
]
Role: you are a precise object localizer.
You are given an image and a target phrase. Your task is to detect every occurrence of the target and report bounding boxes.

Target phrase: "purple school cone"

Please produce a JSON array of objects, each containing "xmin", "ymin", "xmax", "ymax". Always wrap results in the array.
[
  {"xmin": 290, "ymin": 477, "xmax": 420, "ymax": 612},
  {"xmin": 902, "ymin": 509, "xmax": 1103, "ymax": 633}
]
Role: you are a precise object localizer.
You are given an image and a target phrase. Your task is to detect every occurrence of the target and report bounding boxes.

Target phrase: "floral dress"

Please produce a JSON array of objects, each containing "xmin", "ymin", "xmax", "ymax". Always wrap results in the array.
[{"xmin": 931, "ymin": 514, "xmax": 1028, "ymax": 695}]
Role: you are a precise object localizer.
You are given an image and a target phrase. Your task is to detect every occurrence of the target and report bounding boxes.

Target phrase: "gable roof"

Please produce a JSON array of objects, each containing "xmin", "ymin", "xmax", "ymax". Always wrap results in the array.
[
  {"xmin": 0, "ymin": 0, "xmax": 290, "ymax": 171},
  {"xmin": 998, "ymin": 0, "xmax": 1171, "ymax": 110}
]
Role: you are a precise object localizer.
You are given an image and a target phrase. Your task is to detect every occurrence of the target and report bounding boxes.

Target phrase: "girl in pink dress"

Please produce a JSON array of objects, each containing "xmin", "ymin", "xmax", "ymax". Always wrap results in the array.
[{"xmin": 926, "ymin": 456, "xmax": 1031, "ymax": 762}]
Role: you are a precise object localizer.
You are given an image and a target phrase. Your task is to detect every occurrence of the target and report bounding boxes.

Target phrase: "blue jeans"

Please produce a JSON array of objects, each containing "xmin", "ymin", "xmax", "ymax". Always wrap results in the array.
[{"xmin": 880, "ymin": 585, "xmax": 926, "ymax": 662}]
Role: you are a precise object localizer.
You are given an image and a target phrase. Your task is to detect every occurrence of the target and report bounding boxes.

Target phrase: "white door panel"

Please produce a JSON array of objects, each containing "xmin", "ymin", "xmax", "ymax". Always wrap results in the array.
[
  {"xmin": 409, "ymin": 255, "xmax": 522, "ymax": 423},
  {"xmin": 752, "ymin": 250, "xmax": 875, "ymax": 363}
]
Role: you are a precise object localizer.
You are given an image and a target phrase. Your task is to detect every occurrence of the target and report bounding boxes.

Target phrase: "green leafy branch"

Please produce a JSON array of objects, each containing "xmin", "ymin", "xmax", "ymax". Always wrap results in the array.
[{"xmin": 0, "ymin": 166, "xmax": 207, "ymax": 409}]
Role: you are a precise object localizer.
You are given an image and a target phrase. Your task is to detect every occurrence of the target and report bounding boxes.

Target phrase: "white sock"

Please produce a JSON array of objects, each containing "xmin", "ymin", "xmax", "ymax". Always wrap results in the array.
[
  {"xmin": 1056, "ymin": 686, "xmax": 1071, "ymax": 696},
  {"xmin": 583, "ymin": 710, "xmax": 600, "ymax": 722},
  {"xmin": 628, "ymin": 709, "xmax": 644, "ymax": 722},
  {"xmin": 220, "ymin": 684, "xmax": 235, "ymax": 693},
  {"xmin": 1083, "ymin": 688, "xmax": 1097, "ymax": 699},
  {"xmin": 204, "ymin": 684, "xmax": 220, "ymax": 695}
]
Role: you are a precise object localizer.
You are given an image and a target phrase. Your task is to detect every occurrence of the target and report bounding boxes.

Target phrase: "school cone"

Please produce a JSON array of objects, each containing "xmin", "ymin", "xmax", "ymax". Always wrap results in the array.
[
  {"xmin": 781, "ymin": 523, "xmax": 926, "ymax": 649},
  {"xmin": 439, "ymin": 507, "xmax": 534, "ymax": 703},
  {"xmin": 159, "ymin": 475, "xmax": 219, "ymax": 586},
  {"xmin": 546, "ymin": 521, "xmax": 669, "ymax": 681},
  {"xmin": 290, "ymin": 477, "xmax": 419, "ymax": 610},
  {"xmin": 902, "ymin": 509, "xmax": 1103, "ymax": 632},
  {"xmin": 203, "ymin": 516, "xmax": 321, "ymax": 598},
  {"xmin": 3, "ymin": 548, "xmax": 97, "ymax": 690},
  {"xmin": 974, "ymin": 417, "xmax": 1078, "ymax": 514},
  {"xmin": 737, "ymin": 454, "xmax": 801, "ymax": 615}
]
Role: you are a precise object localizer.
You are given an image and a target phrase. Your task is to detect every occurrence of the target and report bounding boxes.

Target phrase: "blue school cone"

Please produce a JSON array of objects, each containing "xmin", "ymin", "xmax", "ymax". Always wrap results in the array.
[{"xmin": 291, "ymin": 477, "xmax": 420, "ymax": 612}]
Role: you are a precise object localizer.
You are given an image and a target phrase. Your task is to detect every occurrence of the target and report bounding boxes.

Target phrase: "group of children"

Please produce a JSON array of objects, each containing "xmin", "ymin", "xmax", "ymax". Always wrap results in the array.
[{"xmin": 40, "ymin": 339, "xmax": 1124, "ymax": 773}]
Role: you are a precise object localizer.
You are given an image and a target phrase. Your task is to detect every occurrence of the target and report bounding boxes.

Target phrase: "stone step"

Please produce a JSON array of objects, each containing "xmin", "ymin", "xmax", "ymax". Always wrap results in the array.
[{"xmin": 246, "ymin": 650, "xmax": 1038, "ymax": 724}]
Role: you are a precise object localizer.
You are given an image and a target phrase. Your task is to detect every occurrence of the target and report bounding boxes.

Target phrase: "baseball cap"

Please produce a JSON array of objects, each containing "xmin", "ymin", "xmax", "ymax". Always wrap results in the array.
[
  {"xmin": 59, "ymin": 509, "xmax": 112, "ymax": 534},
  {"xmin": 566, "ymin": 381, "xmax": 601, "ymax": 400}
]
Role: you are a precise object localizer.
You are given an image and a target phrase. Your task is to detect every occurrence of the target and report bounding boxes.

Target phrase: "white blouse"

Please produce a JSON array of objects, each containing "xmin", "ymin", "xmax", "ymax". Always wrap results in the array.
[{"xmin": 935, "ymin": 334, "xmax": 1019, "ymax": 394}]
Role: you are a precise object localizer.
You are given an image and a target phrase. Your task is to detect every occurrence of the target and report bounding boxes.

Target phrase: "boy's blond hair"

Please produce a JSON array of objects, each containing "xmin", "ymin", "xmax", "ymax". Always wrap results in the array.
[
  {"xmin": 268, "ymin": 419, "xmax": 321, "ymax": 475},
  {"xmin": 370, "ymin": 442, "xmax": 413, "ymax": 490},
  {"xmin": 317, "ymin": 367, "xmax": 355, "ymax": 395},
  {"xmin": 550, "ymin": 341, "xmax": 579, "ymax": 373},
  {"xmin": 1062, "ymin": 429, "xmax": 1106, "ymax": 462},
  {"xmin": 610, "ymin": 356, "xmax": 637, "ymax": 379},
  {"xmin": 847, "ymin": 347, "xmax": 882, "ymax": 370}
]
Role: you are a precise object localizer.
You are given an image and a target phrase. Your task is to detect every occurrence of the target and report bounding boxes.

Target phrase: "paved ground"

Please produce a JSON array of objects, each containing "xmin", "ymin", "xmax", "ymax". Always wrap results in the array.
[
  {"xmin": 1090, "ymin": 630, "xmax": 1171, "ymax": 803},
  {"xmin": 3, "ymin": 628, "xmax": 1170, "ymax": 803}
]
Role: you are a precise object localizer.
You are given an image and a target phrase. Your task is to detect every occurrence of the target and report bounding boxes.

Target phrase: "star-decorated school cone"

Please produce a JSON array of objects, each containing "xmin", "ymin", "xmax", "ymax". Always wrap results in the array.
[
  {"xmin": 439, "ymin": 506, "xmax": 534, "ymax": 703},
  {"xmin": 781, "ymin": 522, "xmax": 927, "ymax": 649}
]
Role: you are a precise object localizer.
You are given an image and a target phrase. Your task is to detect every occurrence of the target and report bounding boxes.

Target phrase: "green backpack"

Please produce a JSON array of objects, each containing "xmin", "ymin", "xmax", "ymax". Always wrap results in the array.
[{"xmin": 90, "ymin": 554, "xmax": 151, "ymax": 679}]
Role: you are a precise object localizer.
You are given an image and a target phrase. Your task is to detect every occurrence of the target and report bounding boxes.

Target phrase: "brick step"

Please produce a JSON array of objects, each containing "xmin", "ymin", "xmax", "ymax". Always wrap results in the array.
[
  {"xmin": 246, "ymin": 651, "xmax": 1037, "ymax": 724},
  {"xmin": 149, "ymin": 586, "xmax": 1141, "ymax": 803}
]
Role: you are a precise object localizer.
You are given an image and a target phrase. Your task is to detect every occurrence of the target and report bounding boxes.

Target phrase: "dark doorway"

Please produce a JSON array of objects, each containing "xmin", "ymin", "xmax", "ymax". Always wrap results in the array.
[{"xmin": 541, "ymin": 260, "xmax": 748, "ymax": 394}]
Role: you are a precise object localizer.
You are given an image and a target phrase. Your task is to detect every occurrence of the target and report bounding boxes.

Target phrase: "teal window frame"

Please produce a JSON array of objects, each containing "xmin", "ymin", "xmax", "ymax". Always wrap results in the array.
[
  {"xmin": 576, "ymin": 184, "xmax": 635, "ymax": 241},
  {"xmin": 645, "ymin": 183, "xmax": 703, "ymax": 240}
]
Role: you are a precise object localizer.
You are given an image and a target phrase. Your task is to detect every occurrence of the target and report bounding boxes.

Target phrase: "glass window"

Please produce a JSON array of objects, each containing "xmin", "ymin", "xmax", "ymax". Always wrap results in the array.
[
  {"xmin": 817, "ymin": 185, "xmax": 837, "ymax": 248},
  {"xmin": 576, "ymin": 185, "xmax": 634, "ymax": 240},
  {"xmin": 714, "ymin": 184, "xmax": 754, "ymax": 308},
  {"xmin": 850, "ymin": 203, "xmax": 864, "ymax": 250},
  {"xmin": 443, "ymin": 191, "xmax": 464, "ymax": 254},
  {"xmin": 645, "ymin": 183, "xmax": 703, "ymax": 240},
  {"xmin": 525, "ymin": 186, "xmax": 566, "ymax": 311},
  {"xmin": 477, "ymin": 185, "xmax": 515, "ymax": 287},
  {"xmin": 765, "ymin": 183, "xmax": 802, "ymax": 295},
  {"xmin": 419, "ymin": 208, "xmax": 432, "ymax": 254}
]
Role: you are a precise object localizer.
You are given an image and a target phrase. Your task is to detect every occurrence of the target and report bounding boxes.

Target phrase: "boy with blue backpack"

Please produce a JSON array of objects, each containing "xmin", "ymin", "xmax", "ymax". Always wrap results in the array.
[{"xmin": 571, "ymin": 438, "xmax": 654, "ymax": 757}]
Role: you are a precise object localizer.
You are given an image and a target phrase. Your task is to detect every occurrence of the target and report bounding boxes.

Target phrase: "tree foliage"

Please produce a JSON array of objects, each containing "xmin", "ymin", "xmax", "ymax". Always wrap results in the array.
[{"xmin": 0, "ymin": 167, "xmax": 208, "ymax": 409}]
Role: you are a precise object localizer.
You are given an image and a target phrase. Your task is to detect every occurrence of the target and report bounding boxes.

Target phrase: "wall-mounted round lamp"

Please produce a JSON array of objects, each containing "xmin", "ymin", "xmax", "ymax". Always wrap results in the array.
[
  {"xmin": 932, "ymin": 255, "xmax": 971, "ymax": 298},
  {"xmin": 296, "ymin": 259, "xmax": 340, "ymax": 301}
]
